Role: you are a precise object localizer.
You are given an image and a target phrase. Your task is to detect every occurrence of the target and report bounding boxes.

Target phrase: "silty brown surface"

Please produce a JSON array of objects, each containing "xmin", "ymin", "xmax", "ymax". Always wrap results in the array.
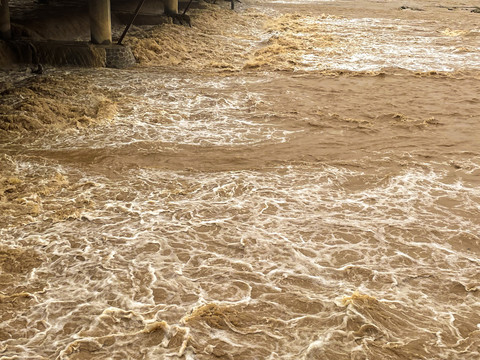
[{"xmin": 0, "ymin": 0, "xmax": 480, "ymax": 359}]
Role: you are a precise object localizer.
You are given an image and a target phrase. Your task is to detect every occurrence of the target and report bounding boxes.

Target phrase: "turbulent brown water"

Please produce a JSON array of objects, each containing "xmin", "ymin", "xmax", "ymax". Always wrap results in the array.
[{"xmin": 1, "ymin": 0, "xmax": 480, "ymax": 359}]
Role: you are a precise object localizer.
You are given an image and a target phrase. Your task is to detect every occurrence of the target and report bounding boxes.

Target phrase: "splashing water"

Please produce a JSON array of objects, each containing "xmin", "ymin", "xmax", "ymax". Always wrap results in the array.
[{"xmin": 1, "ymin": 0, "xmax": 480, "ymax": 359}]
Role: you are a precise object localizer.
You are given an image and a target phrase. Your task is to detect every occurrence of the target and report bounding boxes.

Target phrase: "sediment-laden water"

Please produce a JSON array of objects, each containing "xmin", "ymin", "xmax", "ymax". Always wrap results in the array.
[{"xmin": 1, "ymin": 0, "xmax": 480, "ymax": 359}]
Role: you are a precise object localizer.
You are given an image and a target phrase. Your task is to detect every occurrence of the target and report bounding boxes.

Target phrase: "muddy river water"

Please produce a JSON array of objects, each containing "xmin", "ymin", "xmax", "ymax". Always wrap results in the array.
[{"xmin": 1, "ymin": 0, "xmax": 480, "ymax": 359}]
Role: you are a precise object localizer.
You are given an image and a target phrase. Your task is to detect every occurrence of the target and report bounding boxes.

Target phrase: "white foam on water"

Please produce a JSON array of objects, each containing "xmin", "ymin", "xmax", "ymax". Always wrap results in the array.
[
  {"xmin": 1, "ymin": 4, "xmax": 480, "ymax": 358},
  {"xmin": 16, "ymin": 74, "xmax": 298, "ymax": 151},
  {"xmin": 2, "ymin": 160, "xmax": 479, "ymax": 358},
  {"xmin": 294, "ymin": 17, "xmax": 480, "ymax": 72}
]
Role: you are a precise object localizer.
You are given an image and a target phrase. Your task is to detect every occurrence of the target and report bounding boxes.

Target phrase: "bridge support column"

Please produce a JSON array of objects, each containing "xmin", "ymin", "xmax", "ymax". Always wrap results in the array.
[
  {"xmin": 89, "ymin": 0, "xmax": 111, "ymax": 45},
  {"xmin": 164, "ymin": 0, "xmax": 178, "ymax": 14},
  {"xmin": 0, "ymin": 0, "xmax": 11, "ymax": 40}
]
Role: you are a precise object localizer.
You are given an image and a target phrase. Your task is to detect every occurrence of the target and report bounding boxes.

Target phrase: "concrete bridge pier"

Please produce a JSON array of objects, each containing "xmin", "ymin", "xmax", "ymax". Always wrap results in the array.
[
  {"xmin": 163, "ymin": 0, "xmax": 179, "ymax": 14},
  {"xmin": 0, "ymin": 0, "xmax": 11, "ymax": 40},
  {"xmin": 89, "ymin": 0, "xmax": 112, "ymax": 45}
]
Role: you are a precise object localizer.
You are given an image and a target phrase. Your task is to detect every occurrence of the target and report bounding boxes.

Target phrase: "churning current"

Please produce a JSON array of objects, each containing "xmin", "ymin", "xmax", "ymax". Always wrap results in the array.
[{"xmin": 1, "ymin": 0, "xmax": 480, "ymax": 359}]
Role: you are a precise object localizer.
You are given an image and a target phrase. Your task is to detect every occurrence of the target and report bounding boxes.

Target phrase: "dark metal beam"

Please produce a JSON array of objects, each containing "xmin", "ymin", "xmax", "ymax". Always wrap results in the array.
[{"xmin": 117, "ymin": 0, "xmax": 146, "ymax": 45}]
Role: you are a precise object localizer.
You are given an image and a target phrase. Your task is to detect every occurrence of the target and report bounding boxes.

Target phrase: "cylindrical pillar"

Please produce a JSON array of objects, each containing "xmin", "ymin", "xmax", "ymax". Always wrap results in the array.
[
  {"xmin": 89, "ymin": 0, "xmax": 111, "ymax": 45},
  {"xmin": 163, "ymin": 0, "xmax": 178, "ymax": 14},
  {"xmin": 0, "ymin": 0, "xmax": 11, "ymax": 40}
]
